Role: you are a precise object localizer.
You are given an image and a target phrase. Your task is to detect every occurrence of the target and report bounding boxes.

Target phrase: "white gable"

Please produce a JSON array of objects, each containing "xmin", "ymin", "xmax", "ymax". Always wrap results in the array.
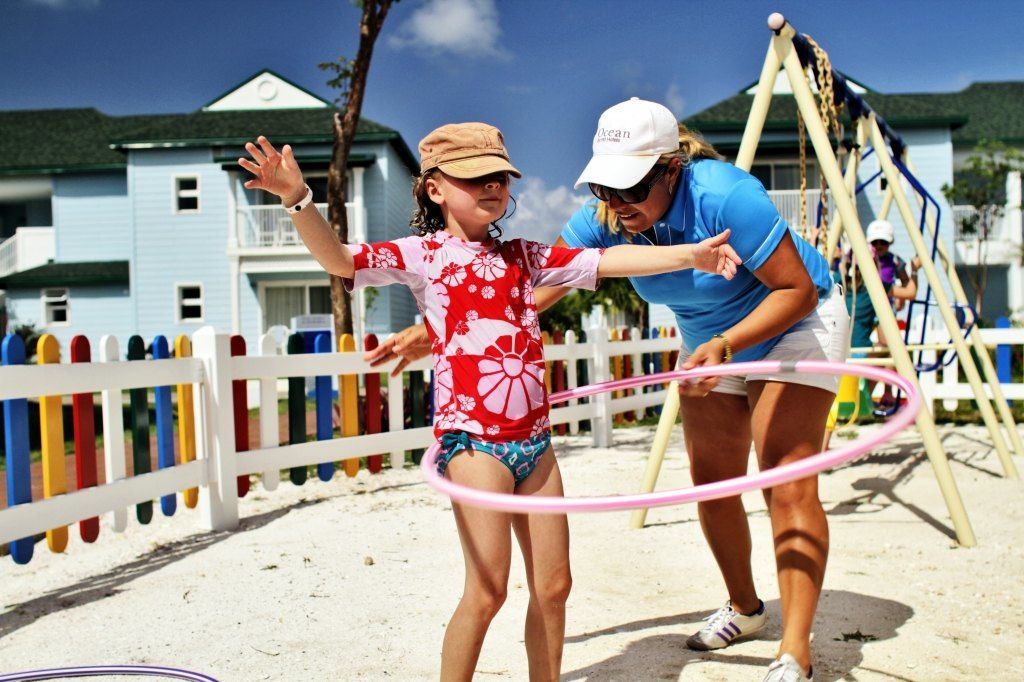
[
  {"xmin": 745, "ymin": 67, "xmax": 868, "ymax": 96},
  {"xmin": 204, "ymin": 71, "xmax": 329, "ymax": 111}
]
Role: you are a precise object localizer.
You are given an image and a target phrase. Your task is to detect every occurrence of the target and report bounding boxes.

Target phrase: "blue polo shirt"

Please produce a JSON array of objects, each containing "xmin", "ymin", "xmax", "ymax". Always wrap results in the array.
[{"xmin": 561, "ymin": 159, "xmax": 832, "ymax": 362}]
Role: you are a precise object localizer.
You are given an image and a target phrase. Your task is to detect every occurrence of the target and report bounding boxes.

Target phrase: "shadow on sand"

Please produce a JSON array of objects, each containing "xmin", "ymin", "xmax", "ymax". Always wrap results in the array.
[
  {"xmin": 0, "ymin": 496, "xmax": 330, "ymax": 641},
  {"xmin": 562, "ymin": 589, "xmax": 914, "ymax": 681}
]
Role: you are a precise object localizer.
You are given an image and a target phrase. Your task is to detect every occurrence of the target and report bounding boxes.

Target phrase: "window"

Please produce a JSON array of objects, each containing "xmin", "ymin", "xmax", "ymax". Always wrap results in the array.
[
  {"xmin": 42, "ymin": 288, "xmax": 69, "ymax": 326},
  {"xmin": 749, "ymin": 162, "xmax": 819, "ymax": 191},
  {"xmin": 177, "ymin": 284, "xmax": 204, "ymax": 322},
  {"xmin": 309, "ymin": 285, "xmax": 331, "ymax": 314},
  {"xmin": 257, "ymin": 174, "xmax": 344, "ymax": 205},
  {"xmin": 175, "ymin": 176, "xmax": 200, "ymax": 213},
  {"xmin": 262, "ymin": 283, "xmax": 332, "ymax": 331}
]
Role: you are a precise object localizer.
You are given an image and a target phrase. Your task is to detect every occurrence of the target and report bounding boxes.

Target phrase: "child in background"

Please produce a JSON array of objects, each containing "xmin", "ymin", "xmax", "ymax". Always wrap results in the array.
[
  {"xmin": 841, "ymin": 219, "xmax": 919, "ymax": 411},
  {"xmin": 240, "ymin": 124, "xmax": 741, "ymax": 681}
]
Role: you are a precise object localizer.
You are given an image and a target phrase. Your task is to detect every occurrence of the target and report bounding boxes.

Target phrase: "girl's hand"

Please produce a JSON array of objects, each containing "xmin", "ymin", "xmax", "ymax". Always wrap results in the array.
[
  {"xmin": 364, "ymin": 324, "xmax": 432, "ymax": 377},
  {"xmin": 678, "ymin": 337, "xmax": 728, "ymax": 398},
  {"xmin": 238, "ymin": 136, "xmax": 306, "ymax": 204},
  {"xmin": 693, "ymin": 229, "xmax": 741, "ymax": 280}
]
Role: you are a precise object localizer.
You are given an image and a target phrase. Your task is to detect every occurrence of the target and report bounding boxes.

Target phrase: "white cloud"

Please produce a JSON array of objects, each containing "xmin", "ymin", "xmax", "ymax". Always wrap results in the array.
[
  {"xmin": 503, "ymin": 177, "xmax": 590, "ymax": 244},
  {"xmin": 664, "ymin": 83, "xmax": 686, "ymax": 118},
  {"xmin": 389, "ymin": 0, "xmax": 508, "ymax": 59}
]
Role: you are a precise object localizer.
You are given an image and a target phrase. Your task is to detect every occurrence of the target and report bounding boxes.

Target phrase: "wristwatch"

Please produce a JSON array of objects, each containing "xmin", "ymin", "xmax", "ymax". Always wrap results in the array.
[
  {"xmin": 283, "ymin": 184, "xmax": 313, "ymax": 214},
  {"xmin": 712, "ymin": 333, "xmax": 733, "ymax": 363}
]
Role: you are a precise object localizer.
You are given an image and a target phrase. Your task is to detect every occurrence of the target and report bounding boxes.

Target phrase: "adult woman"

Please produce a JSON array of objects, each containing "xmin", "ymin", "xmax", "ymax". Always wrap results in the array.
[{"xmin": 370, "ymin": 98, "xmax": 848, "ymax": 682}]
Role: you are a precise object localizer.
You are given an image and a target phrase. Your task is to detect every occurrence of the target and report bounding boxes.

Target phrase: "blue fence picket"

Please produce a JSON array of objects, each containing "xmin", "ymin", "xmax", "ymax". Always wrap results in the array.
[
  {"xmin": 314, "ymin": 333, "xmax": 334, "ymax": 482},
  {"xmin": 2, "ymin": 335, "xmax": 34, "ymax": 564},
  {"xmin": 152, "ymin": 336, "xmax": 177, "ymax": 517},
  {"xmin": 996, "ymin": 316, "xmax": 1012, "ymax": 406}
]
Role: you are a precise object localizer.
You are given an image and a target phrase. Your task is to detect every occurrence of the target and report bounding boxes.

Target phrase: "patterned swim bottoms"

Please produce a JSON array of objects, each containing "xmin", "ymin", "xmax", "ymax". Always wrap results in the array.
[{"xmin": 435, "ymin": 431, "xmax": 552, "ymax": 485}]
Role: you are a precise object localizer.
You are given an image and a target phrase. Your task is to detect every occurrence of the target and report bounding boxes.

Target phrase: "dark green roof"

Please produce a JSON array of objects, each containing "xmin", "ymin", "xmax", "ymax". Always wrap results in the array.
[
  {"xmin": 110, "ymin": 108, "xmax": 397, "ymax": 147},
  {"xmin": 0, "ymin": 260, "xmax": 129, "ymax": 288},
  {"xmin": 685, "ymin": 80, "xmax": 1023, "ymax": 147},
  {"xmin": 0, "ymin": 108, "xmax": 160, "ymax": 175},
  {"xmin": 946, "ymin": 82, "xmax": 1024, "ymax": 145},
  {"xmin": 0, "ymin": 107, "xmax": 417, "ymax": 175}
]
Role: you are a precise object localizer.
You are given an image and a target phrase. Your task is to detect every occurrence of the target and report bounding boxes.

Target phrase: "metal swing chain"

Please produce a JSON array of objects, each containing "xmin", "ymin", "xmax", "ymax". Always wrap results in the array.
[{"xmin": 796, "ymin": 35, "xmax": 845, "ymax": 249}]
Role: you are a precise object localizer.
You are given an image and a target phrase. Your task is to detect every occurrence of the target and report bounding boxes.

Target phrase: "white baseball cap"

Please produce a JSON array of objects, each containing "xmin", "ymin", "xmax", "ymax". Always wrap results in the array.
[
  {"xmin": 574, "ymin": 97, "xmax": 680, "ymax": 190},
  {"xmin": 865, "ymin": 219, "xmax": 895, "ymax": 244}
]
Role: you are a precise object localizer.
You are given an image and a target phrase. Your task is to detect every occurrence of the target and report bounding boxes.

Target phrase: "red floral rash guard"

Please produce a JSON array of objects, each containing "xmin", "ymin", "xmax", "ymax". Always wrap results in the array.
[{"xmin": 345, "ymin": 231, "xmax": 603, "ymax": 442}]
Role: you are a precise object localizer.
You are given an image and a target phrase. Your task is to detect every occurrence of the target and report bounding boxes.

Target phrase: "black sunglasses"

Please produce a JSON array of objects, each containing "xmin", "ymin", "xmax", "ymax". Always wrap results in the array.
[{"xmin": 589, "ymin": 165, "xmax": 668, "ymax": 204}]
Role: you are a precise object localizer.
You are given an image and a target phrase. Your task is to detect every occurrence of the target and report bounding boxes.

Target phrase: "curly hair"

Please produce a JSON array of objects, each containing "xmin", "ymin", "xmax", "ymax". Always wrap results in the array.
[{"xmin": 409, "ymin": 170, "xmax": 515, "ymax": 239}]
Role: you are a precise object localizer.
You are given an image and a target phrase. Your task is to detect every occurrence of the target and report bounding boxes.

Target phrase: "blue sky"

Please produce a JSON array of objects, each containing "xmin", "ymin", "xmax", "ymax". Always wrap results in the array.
[{"xmin": 3, "ymin": 0, "xmax": 1022, "ymax": 241}]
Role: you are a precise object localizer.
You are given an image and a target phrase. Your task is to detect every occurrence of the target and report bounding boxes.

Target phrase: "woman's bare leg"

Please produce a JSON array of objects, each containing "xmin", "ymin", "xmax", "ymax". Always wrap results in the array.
[
  {"xmin": 440, "ymin": 451, "xmax": 515, "ymax": 682},
  {"xmin": 512, "ymin": 447, "xmax": 571, "ymax": 682},
  {"xmin": 680, "ymin": 392, "xmax": 760, "ymax": 614},
  {"xmin": 748, "ymin": 380, "xmax": 833, "ymax": 673}
]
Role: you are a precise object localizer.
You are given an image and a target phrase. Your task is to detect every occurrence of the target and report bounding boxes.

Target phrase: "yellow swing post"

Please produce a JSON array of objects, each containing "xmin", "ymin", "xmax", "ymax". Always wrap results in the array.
[
  {"xmin": 902, "ymin": 155, "xmax": 1024, "ymax": 460},
  {"xmin": 628, "ymin": 15, "xmax": 786, "ymax": 532},
  {"xmin": 868, "ymin": 118, "xmax": 1017, "ymax": 479},
  {"xmin": 633, "ymin": 14, "xmax": 978, "ymax": 546}
]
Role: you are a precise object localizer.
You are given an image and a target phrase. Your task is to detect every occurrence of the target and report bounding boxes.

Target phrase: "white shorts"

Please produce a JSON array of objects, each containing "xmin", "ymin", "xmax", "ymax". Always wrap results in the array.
[{"xmin": 678, "ymin": 284, "xmax": 850, "ymax": 396}]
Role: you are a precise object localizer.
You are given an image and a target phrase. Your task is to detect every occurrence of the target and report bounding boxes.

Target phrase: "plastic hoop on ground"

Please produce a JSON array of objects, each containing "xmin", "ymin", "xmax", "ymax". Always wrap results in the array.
[
  {"xmin": 0, "ymin": 665, "xmax": 219, "ymax": 682},
  {"xmin": 421, "ymin": 360, "xmax": 920, "ymax": 514}
]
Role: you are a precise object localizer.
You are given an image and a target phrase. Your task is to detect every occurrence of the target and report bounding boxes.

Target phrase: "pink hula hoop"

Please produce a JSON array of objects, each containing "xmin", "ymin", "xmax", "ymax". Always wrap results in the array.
[{"xmin": 421, "ymin": 360, "xmax": 921, "ymax": 513}]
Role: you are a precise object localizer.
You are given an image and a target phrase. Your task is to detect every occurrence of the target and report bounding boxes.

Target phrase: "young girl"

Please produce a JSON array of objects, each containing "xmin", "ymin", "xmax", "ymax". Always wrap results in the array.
[{"xmin": 240, "ymin": 123, "xmax": 740, "ymax": 681}]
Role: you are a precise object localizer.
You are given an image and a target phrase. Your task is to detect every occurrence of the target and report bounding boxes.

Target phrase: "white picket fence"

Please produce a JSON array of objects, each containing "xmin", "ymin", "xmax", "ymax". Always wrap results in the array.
[
  {"xmin": 1, "ymin": 324, "xmax": 1020, "ymax": 550},
  {"xmin": 918, "ymin": 326, "xmax": 1024, "ymax": 410},
  {"xmin": 0, "ymin": 327, "xmax": 676, "ymax": 547}
]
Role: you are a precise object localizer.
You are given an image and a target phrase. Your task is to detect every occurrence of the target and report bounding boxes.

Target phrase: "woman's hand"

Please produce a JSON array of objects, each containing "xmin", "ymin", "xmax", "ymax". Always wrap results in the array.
[
  {"xmin": 678, "ymin": 336, "xmax": 728, "ymax": 398},
  {"xmin": 693, "ymin": 229, "xmax": 741, "ymax": 280},
  {"xmin": 364, "ymin": 324, "xmax": 431, "ymax": 376},
  {"xmin": 238, "ymin": 136, "xmax": 306, "ymax": 204}
]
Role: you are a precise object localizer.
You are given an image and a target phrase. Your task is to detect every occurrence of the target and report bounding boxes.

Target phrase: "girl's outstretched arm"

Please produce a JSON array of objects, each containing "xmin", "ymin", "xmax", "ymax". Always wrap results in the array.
[
  {"xmin": 597, "ymin": 229, "xmax": 741, "ymax": 279},
  {"xmin": 239, "ymin": 136, "xmax": 354, "ymax": 279}
]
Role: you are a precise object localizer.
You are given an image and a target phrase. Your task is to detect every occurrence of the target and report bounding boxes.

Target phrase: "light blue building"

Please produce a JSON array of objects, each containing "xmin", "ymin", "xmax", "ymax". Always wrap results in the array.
[{"xmin": 0, "ymin": 70, "xmax": 420, "ymax": 349}]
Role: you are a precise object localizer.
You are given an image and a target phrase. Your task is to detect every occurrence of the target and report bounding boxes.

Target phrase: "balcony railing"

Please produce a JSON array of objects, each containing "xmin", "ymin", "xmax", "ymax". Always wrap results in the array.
[
  {"xmin": 951, "ymin": 204, "xmax": 1012, "ymax": 242},
  {"xmin": 235, "ymin": 203, "xmax": 366, "ymax": 249},
  {"xmin": 952, "ymin": 204, "xmax": 1022, "ymax": 266},
  {"xmin": 766, "ymin": 189, "xmax": 831, "ymax": 230},
  {"xmin": 0, "ymin": 226, "xmax": 55, "ymax": 278}
]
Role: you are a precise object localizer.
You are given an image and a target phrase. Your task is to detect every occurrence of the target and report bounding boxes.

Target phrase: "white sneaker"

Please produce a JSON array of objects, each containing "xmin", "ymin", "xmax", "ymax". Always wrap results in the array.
[
  {"xmin": 685, "ymin": 599, "xmax": 767, "ymax": 650},
  {"xmin": 763, "ymin": 653, "xmax": 813, "ymax": 682}
]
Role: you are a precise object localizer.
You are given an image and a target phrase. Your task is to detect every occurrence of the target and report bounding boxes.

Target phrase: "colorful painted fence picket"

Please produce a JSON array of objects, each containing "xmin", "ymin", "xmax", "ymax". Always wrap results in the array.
[
  {"xmin": 4, "ymin": 322, "xmax": 1021, "ymax": 563},
  {"xmin": 0, "ymin": 325, "xmax": 680, "ymax": 562}
]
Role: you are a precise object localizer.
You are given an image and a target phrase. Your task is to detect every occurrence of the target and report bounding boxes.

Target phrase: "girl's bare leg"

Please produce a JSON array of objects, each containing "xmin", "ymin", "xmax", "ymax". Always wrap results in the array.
[
  {"xmin": 440, "ymin": 451, "xmax": 515, "ymax": 682},
  {"xmin": 748, "ymin": 380, "xmax": 833, "ymax": 674},
  {"xmin": 512, "ymin": 447, "xmax": 571, "ymax": 682}
]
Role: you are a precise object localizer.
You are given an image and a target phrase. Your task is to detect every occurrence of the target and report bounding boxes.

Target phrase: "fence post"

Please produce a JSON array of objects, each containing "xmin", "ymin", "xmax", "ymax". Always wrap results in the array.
[
  {"xmin": 191, "ymin": 326, "xmax": 240, "ymax": 532},
  {"xmin": 552, "ymin": 330, "xmax": 566, "ymax": 436},
  {"xmin": 564, "ymin": 330, "xmax": 580, "ymax": 435},
  {"xmin": 258, "ymin": 333, "xmax": 281, "ymax": 491},
  {"xmin": 99, "ymin": 335, "xmax": 128, "ymax": 532},
  {"xmin": 387, "ymin": 346, "xmax": 405, "ymax": 469},
  {"xmin": 589, "ymin": 322, "xmax": 613, "ymax": 448},
  {"xmin": 631, "ymin": 326, "xmax": 644, "ymax": 421}
]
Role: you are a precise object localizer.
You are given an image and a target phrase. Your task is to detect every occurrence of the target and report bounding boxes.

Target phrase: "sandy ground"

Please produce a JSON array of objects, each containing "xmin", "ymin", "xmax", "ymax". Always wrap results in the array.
[{"xmin": 2, "ymin": 422, "xmax": 1023, "ymax": 681}]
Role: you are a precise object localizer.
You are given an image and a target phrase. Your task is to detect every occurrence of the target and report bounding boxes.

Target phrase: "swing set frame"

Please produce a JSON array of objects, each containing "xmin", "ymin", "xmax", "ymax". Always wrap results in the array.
[{"xmin": 631, "ymin": 13, "xmax": 1024, "ymax": 547}]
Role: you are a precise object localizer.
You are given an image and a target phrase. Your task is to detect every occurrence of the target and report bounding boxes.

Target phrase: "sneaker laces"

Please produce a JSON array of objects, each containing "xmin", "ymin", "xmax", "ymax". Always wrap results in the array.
[
  {"xmin": 699, "ymin": 602, "xmax": 737, "ymax": 634},
  {"xmin": 764, "ymin": 657, "xmax": 808, "ymax": 682}
]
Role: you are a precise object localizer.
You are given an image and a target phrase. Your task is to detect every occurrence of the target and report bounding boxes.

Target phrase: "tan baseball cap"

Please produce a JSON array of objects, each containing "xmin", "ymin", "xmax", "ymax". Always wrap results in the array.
[{"xmin": 418, "ymin": 122, "xmax": 521, "ymax": 179}]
